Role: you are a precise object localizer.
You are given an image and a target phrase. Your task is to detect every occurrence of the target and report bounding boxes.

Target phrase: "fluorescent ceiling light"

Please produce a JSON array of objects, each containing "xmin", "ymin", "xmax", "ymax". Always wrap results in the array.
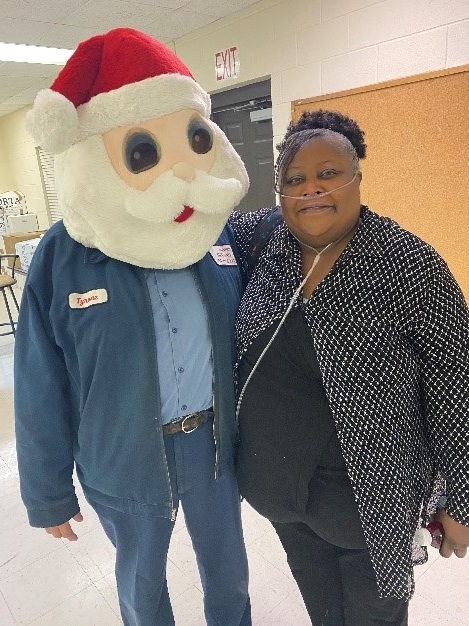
[{"xmin": 0, "ymin": 42, "xmax": 74, "ymax": 65}]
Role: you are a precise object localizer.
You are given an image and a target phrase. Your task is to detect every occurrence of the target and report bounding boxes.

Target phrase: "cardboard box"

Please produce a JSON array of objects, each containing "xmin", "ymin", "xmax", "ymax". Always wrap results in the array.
[
  {"xmin": 6, "ymin": 213, "xmax": 38, "ymax": 234},
  {"xmin": 2, "ymin": 231, "xmax": 47, "ymax": 271},
  {"xmin": 15, "ymin": 238, "xmax": 42, "ymax": 273}
]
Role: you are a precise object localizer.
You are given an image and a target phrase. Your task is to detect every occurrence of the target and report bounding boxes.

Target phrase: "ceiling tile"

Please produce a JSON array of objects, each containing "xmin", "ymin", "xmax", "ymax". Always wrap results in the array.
[{"xmin": 0, "ymin": 0, "xmax": 262, "ymax": 117}]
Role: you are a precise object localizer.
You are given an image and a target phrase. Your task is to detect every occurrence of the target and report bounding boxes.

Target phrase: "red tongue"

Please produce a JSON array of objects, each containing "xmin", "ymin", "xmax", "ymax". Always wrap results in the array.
[{"xmin": 174, "ymin": 206, "xmax": 194, "ymax": 223}]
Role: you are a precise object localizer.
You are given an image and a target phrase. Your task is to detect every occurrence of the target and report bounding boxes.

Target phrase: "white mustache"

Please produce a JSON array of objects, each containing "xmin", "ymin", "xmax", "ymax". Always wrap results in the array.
[{"xmin": 124, "ymin": 168, "xmax": 244, "ymax": 224}]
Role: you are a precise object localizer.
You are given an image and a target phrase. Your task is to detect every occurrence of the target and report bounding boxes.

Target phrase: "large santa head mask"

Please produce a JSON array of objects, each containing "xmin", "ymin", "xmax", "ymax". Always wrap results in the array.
[{"xmin": 26, "ymin": 28, "xmax": 249, "ymax": 268}]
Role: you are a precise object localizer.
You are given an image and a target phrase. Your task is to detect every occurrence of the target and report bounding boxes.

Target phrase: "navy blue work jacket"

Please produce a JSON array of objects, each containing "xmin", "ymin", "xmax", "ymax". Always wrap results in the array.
[{"xmin": 14, "ymin": 221, "xmax": 243, "ymax": 527}]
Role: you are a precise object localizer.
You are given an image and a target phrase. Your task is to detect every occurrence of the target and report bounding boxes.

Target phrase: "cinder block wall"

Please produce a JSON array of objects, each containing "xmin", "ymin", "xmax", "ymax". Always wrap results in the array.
[{"xmin": 0, "ymin": 0, "xmax": 467, "ymax": 223}]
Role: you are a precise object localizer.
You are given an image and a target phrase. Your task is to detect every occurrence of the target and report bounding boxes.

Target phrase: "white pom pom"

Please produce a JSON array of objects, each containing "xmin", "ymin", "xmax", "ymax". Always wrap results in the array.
[
  {"xmin": 26, "ymin": 89, "xmax": 78, "ymax": 154},
  {"xmin": 414, "ymin": 527, "xmax": 432, "ymax": 546}
]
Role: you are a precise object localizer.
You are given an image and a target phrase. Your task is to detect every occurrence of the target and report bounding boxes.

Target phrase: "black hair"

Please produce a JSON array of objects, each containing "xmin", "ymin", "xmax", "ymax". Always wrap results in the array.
[{"xmin": 277, "ymin": 109, "xmax": 367, "ymax": 159}]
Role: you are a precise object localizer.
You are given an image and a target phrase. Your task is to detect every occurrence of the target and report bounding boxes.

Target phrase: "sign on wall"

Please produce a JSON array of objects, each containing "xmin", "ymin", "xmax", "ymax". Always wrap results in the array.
[
  {"xmin": 215, "ymin": 46, "xmax": 240, "ymax": 82},
  {"xmin": 0, "ymin": 191, "xmax": 28, "ymax": 234}
]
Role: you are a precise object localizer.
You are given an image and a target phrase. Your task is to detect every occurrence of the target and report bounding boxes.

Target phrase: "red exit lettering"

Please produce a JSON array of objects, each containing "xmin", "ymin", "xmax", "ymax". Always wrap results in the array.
[{"xmin": 215, "ymin": 46, "xmax": 239, "ymax": 81}]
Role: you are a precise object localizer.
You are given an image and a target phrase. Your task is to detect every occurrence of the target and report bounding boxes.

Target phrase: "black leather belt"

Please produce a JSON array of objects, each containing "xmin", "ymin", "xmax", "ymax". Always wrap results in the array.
[{"xmin": 162, "ymin": 409, "xmax": 213, "ymax": 435}]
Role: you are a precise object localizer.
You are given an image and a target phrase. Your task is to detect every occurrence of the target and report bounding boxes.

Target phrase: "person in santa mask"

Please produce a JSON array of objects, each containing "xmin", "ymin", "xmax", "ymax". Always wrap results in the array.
[{"xmin": 14, "ymin": 28, "xmax": 251, "ymax": 626}]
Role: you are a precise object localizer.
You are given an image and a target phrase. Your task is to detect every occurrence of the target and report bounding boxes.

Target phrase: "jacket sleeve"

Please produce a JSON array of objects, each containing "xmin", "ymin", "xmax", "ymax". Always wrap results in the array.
[
  {"xmin": 14, "ymin": 251, "xmax": 79, "ymax": 528},
  {"xmin": 228, "ymin": 208, "xmax": 272, "ymax": 263},
  {"xmin": 415, "ymin": 260, "xmax": 469, "ymax": 526}
]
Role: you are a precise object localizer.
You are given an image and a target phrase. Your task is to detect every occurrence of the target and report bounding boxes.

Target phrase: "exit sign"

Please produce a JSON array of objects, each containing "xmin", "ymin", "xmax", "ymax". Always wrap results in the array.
[{"xmin": 215, "ymin": 46, "xmax": 240, "ymax": 81}]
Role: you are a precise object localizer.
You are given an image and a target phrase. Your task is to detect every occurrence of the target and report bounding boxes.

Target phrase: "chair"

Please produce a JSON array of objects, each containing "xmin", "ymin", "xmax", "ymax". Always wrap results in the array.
[{"xmin": 0, "ymin": 254, "xmax": 20, "ymax": 337}]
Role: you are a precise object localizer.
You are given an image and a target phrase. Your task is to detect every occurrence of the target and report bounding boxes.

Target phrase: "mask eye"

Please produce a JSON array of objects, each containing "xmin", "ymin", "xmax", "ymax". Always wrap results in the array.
[
  {"xmin": 188, "ymin": 119, "xmax": 213, "ymax": 154},
  {"xmin": 124, "ymin": 131, "xmax": 160, "ymax": 174}
]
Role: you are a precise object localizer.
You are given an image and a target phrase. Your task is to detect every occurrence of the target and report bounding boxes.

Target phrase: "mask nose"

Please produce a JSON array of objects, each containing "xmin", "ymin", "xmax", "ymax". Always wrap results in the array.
[{"xmin": 173, "ymin": 162, "xmax": 195, "ymax": 182}]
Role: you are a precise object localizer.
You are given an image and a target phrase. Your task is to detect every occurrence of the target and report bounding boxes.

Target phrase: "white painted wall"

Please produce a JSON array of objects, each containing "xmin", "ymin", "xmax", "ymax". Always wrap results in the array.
[
  {"xmin": 0, "ymin": 0, "xmax": 467, "ymax": 222},
  {"xmin": 0, "ymin": 108, "xmax": 49, "ymax": 230}
]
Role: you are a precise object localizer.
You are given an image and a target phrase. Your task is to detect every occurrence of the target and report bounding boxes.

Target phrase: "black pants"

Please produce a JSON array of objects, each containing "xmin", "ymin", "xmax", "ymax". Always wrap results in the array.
[{"xmin": 272, "ymin": 522, "xmax": 408, "ymax": 626}]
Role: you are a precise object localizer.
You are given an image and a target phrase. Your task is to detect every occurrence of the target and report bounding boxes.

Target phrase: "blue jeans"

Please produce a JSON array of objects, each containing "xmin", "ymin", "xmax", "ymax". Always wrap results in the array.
[{"xmin": 87, "ymin": 418, "xmax": 251, "ymax": 625}]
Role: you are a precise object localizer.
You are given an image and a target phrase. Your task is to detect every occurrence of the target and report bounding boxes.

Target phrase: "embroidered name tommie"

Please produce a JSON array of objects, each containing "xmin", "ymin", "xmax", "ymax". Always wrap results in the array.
[{"xmin": 69, "ymin": 289, "xmax": 108, "ymax": 309}]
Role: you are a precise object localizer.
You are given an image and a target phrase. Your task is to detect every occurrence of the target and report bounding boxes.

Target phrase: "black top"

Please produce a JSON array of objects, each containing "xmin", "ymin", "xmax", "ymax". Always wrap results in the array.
[{"xmin": 236, "ymin": 306, "xmax": 366, "ymax": 549}]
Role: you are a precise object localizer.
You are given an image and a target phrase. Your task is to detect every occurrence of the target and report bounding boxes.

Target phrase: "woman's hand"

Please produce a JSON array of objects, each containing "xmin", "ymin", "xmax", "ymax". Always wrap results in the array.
[
  {"xmin": 436, "ymin": 509, "xmax": 469, "ymax": 558},
  {"xmin": 45, "ymin": 512, "xmax": 83, "ymax": 541}
]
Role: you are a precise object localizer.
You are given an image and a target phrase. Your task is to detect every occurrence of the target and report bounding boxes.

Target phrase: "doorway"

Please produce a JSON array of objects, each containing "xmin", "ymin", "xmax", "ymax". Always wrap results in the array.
[{"xmin": 211, "ymin": 79, "xmax": 275, "ymax": 213}]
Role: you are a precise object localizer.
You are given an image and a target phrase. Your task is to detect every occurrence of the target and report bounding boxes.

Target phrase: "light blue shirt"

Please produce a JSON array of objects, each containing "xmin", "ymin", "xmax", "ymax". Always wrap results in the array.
[{"xmin": 145, "ymin": 267, "xmax": 213, "ymax": 425}]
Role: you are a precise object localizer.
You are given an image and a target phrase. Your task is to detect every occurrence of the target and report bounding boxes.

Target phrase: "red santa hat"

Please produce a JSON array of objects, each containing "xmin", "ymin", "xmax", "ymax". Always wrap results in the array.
[{"xmin": 26, "ymin": 28, "xmax": 211, "ymax": 154}]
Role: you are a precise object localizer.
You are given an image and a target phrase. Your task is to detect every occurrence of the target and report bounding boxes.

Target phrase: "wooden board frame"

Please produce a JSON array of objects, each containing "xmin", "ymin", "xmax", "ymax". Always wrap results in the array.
[{"xmin": 292, "ymin": 65, "xmax": 469, "ymax": 300}]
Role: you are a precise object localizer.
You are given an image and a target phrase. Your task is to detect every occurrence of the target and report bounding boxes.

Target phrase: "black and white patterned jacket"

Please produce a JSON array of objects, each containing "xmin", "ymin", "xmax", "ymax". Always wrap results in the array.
[{"xmin": 229, "ymin": 205, "xmax": 469, "ymax": 599}]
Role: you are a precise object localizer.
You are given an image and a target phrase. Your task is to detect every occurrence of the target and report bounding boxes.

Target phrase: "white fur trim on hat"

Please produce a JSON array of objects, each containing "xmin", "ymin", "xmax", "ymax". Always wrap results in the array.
[
  {"xmin": 77, "ymin": 74, "xmax": 211, "ymax": 143},
  {"xmin": 26, "ymin": 89, "xmax": 79, "ymax": 154},
  {"xmin": 27, "ymin": 74, "xmax": 211, "ymax": 154}
]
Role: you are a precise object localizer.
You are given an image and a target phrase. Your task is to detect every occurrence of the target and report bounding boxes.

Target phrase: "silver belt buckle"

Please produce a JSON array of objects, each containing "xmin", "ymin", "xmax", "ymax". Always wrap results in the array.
[{"xmin": 181, "ymin": 413, "xmax": 198, "ymax": 434}]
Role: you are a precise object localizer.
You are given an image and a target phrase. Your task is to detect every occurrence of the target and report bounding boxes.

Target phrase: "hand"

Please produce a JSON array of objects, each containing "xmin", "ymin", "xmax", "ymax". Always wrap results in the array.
[
  {"xmin": 436, "ymin": 509, "xmax": 469, "ymax": 558},
  {"xmin": 45, "ymin": 512, "xmax": 83, "ymax": 541}
]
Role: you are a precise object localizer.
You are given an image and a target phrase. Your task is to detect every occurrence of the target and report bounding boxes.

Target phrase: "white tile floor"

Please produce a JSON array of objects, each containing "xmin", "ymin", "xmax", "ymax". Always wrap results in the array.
[{"xmin": 0, "ymin": 276, "xmax": 468, "ymax": 625}]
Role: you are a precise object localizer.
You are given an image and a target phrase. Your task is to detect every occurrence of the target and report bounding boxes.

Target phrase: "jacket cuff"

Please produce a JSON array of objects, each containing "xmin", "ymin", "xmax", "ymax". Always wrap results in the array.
[
  {"xmin": 27, "ymin": 495, "xmax": 80, "ymax": 528},
  {"xmin": 445, "ymin": 495, "xmax": 469, "ymax": 527}
]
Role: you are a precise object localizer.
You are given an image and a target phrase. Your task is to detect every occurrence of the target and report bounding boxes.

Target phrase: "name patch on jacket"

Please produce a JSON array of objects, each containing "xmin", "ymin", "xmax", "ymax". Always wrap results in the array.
[
  {"xmin": 209, "ymin": 245, "xmax": 237, "ymax": 266},
  {"xmin": 69, "ymin": 289, "xmax": 108, "ymax": 309}
]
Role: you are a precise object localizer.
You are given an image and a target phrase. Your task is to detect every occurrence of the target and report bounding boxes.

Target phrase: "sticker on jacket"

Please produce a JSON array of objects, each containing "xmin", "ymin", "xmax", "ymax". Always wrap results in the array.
[
  {"xmin": 209, "ymin": 245, "xmax": 237, "ymax": 266},
  {"xmin": 69, "ymin": 289, "xmax": 108, "ymax": 309}
]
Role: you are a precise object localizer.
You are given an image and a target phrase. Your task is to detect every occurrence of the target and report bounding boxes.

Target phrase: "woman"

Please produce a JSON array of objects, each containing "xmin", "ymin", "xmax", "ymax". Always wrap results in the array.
[{"xmin": 229, "ymin": 110, "xmax": 469, "ymax": 625}]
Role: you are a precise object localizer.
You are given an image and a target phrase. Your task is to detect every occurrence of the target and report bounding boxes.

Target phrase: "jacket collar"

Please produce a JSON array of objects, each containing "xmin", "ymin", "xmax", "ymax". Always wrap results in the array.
[
  {"xmin": 83, "ymin": 247, "xmax": 108, "ymax": 264},
  {"xmin": 347, "ymin": 205, "xmax": 388, "ymax": 259}
]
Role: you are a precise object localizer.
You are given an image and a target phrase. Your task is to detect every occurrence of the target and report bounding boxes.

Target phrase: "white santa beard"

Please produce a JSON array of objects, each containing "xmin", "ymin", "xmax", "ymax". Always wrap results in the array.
[
  {"xmin": 55, "ymin": 134, "xmax": 247, "ymax": 268},
  {"xmin": 123, "ymin": 168, "xmax": 244, "ymax": 223}
]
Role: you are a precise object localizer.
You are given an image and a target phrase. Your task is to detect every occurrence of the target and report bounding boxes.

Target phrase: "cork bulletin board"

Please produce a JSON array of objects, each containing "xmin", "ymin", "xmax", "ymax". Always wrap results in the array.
[{"xmin": 292, "ymin": 65, "xmax": 469, "ymax": 301}]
